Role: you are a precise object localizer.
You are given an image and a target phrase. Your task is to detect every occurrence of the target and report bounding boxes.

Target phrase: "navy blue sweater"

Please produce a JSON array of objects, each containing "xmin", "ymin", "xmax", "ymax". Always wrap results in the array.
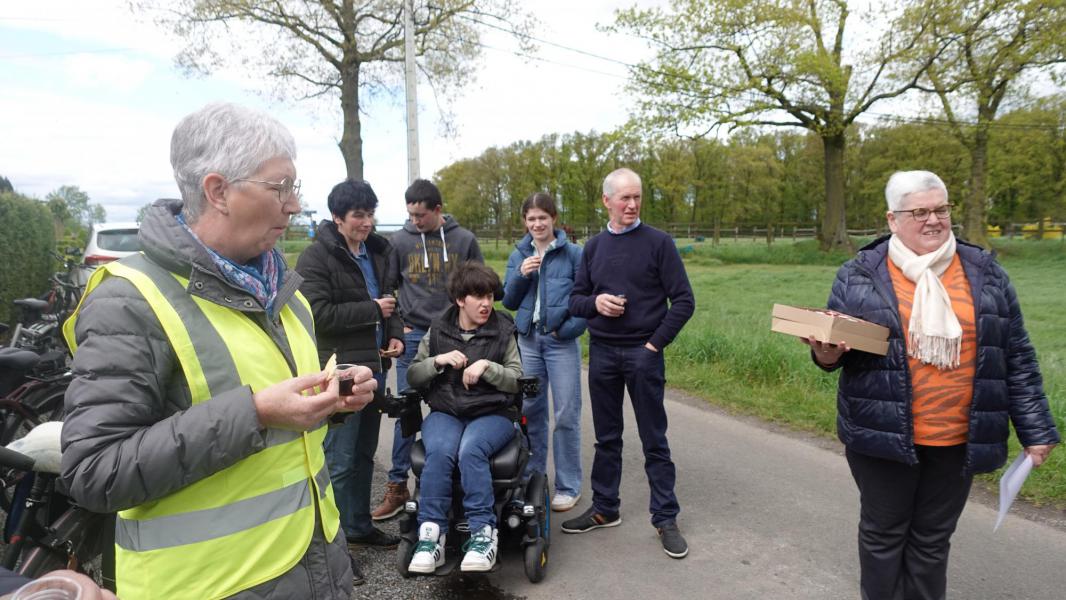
[{"xmin": 569, "ymin": 223, "xmax": 695, "ymax": 349}]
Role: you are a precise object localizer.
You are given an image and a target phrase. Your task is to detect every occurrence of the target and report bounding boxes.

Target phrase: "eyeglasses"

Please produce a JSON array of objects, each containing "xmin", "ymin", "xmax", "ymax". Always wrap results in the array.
[
  {"xmin": 893, "ymin": 204, "xmax": 953, "ymax": 222},
  {"xmin": 231, "ymin": 177, "xmax": 302, "ymax": 205}
]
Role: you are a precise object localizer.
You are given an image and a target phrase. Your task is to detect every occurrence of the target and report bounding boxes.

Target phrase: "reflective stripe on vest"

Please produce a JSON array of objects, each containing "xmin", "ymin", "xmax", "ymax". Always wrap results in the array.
[{"xmin": 64, "ymin": 253, "xmax": 340, "ymax": 600}]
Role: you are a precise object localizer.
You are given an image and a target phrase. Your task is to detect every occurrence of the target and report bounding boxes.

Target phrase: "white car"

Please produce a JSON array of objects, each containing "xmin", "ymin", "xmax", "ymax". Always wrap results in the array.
[{"xmin": 78, "ymin": 222, "xmax": 140, "ymax": 284}]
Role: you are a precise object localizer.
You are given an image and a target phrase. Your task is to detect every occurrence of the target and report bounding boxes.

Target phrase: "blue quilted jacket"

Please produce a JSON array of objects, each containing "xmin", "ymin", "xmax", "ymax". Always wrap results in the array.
[
  {"xmin": 824, "ymin": 236, "xmax": 1059, "ymax": 474},
  {"xmin": 502, "ymin": 229, "xmax": 587, "ymax": 341}
]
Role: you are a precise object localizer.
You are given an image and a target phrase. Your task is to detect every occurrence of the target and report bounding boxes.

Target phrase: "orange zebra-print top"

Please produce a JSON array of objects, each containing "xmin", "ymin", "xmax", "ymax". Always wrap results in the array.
[{"xmin": 888, "ymin": 255, "xmax": 977, "ymax": 446}]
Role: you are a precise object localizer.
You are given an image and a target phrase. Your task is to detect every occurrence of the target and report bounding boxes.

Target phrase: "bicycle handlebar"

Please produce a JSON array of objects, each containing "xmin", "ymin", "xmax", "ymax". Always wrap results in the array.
[{"xmin": 0, "ymin": 445, "xmax": 36, "ymax": 472}]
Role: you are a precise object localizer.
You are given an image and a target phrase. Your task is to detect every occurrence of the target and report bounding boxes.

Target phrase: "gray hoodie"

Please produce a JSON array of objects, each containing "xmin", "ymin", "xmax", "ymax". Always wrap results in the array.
[{"xmin": 389, "ymin": 214, "xmax": 482, "ymax": 330}]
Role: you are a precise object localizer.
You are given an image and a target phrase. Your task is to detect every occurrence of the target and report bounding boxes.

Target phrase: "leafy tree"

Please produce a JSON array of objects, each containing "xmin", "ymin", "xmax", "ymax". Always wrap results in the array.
[
  {"xmin": 46, "ymin": 185, "xmax": 106, "ymax": 233},
  {"xmin": 909, "ymin": 0, "xmax": 1066, "ymax": 246},
  {"xmin": 987, "ymin": 98, "xmax": 1066, "ymax": 229},
  {"xmin": 136, "ymin": 203, "xmax": 153, "ymax": 225},
  {"xmin": 610, "ymin": 0, "xmax": 944, "ymax": 250},
  {"xmin": 0, "ymin": 175, "xmax": 13, "ymax": 194},
  {"xmin": 137, "ymin": 0, "xmax": 532, "ymax": 180},
  {"xmin": 850, "ymin": 120, "xmax": 969, "ymax": 228}
]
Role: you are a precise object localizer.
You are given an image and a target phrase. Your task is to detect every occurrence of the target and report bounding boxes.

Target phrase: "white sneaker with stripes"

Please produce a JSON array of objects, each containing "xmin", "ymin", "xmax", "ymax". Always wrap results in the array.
[
  {"xmin": 408, "ymin": 522, "xmax": 446, "ymax": 574},
  {"xmin": 460, "ymin": 525, "xmax": 498, "ymax": 572}
]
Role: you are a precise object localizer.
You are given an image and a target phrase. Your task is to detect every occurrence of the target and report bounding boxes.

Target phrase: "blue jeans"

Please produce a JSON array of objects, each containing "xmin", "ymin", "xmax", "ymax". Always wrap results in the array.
[
  {"xmin": 518, "ymin": 330, "xmax": 583, "ymax": 497},
  {"xmin": 323, "ymin": 371, "xmax": 386, "ymax": 538},
  {"xmin": 388, "ymin": 327, "xmax": 426, "ymax": 483},
  {"xmin": 587, "ymin": 340, "xmax": 679, "ymax": 527},
  {"xmin": 418, "ymin": 411, "xmax": 516, "ymax": 535}
]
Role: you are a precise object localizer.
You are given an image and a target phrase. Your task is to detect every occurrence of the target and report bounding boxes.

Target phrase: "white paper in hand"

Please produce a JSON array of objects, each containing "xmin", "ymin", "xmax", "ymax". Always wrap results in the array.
[{"xmin": 994, "ymin": 453, "xmax": 1033, "ymax": 533}]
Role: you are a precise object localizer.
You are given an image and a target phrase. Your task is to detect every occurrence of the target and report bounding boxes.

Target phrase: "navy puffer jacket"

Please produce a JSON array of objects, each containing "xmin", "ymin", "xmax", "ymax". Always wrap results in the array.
[
  {"xmin": 502, "ymin": 230, "xmax": 587, "ymax": 341},
  {"xmin": 825, "ymin": 236, "xmax": 1059, "ymax": 474}
]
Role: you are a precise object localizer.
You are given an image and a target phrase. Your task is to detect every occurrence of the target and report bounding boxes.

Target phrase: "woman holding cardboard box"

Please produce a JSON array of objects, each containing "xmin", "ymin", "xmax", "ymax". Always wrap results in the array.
[{"xmin": 807, "ymin": 170, "xmax": 1059, "ymax": 600}]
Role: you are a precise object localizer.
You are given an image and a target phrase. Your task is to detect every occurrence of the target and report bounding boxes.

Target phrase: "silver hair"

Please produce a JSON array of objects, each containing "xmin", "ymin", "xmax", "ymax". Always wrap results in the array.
[
  {"xmin": 884, "ymin": 170, "xmax": 948, "ymax": 212},
  {"xmin": 170, "ymin": 102, "xmax": 297, "ymax": 222},
  {"xmin": 602, "ymin": 167, "xmax": 642, "ymax": 197}
]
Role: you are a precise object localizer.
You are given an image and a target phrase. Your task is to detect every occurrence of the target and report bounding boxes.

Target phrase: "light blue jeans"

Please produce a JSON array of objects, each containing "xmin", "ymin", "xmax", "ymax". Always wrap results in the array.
[
  {"xmin": 418, "ymin": 411, "xmax": 516, "ymax": 535},
  {"xmin": 388, "ymin": 327, "xmax": 426, "ymax": 483},
  {"xmin": 323, "ymin": 371, "xmax": 386, "ymax": 538},
  {"xmin": 518, "ymin": 330, "xmax": 583, "ymax": 497}
]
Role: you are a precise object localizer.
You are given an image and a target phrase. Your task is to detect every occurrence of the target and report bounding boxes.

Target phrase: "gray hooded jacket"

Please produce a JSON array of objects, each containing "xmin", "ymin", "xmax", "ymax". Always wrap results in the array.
[
  {"xmin": 60, "ymin": 199, "xmax": 351, "ymax": 599},
  {"xmin": 389, "ymin": 214, "xmax": 483, "ymax": 330}
]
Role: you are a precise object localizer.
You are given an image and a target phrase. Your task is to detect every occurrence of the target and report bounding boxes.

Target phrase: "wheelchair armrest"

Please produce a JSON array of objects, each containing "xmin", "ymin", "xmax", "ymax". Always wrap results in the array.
[{"xmin": 372, "ymin": 387, "xmax": 425, "ymax": 437}]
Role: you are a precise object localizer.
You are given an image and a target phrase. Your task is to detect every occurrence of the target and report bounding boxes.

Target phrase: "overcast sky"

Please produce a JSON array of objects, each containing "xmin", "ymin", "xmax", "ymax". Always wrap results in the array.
[{"xmin": 0, "ymin": 1, "xmax": 658, "ymax": 226}]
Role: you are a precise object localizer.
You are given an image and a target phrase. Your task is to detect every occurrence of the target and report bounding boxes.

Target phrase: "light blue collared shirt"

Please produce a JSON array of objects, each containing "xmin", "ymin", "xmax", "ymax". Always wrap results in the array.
[{"xmin": 606, "ymin": 218, "xmax": 641, "ymax": 235}]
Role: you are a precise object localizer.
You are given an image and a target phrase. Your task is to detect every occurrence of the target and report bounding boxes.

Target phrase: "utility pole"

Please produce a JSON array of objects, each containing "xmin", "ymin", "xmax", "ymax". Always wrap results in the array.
[{"xmin": 404, "ymin": 0, "xmax": 421, "ymax": 184}]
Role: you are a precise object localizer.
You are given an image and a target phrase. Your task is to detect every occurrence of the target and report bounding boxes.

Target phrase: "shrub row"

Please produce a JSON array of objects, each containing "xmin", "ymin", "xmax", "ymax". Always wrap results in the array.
[{"xmin": 0, "ymin": 193, "xmax": 56, "ymax": 332}]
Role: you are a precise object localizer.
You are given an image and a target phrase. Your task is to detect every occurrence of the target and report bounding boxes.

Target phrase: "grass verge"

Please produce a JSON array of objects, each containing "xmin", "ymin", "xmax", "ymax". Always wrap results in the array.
[{"xmin": 494, "ymin": 238, "xmax": 1066, "ymax": 507}]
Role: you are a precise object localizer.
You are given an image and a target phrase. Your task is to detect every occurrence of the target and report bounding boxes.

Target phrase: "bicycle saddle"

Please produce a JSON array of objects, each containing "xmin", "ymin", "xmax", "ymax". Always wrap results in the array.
[
  {"xmin": 13, "ymin": 298, "xmax": 49, "ymax": 312},
  {"xmin": 6, "ymin": 421, "xmax": 63, "ymax": 474},
  {"xmin": 0, "ymin": 348, "xmax": 40, "ymax": 372}
]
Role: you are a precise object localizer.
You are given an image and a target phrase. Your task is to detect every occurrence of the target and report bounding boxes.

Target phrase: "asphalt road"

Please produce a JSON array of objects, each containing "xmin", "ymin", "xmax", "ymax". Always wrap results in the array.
[{"xmin": 366, "ymin": 368, "xmax": 1066, "ymax": 599}]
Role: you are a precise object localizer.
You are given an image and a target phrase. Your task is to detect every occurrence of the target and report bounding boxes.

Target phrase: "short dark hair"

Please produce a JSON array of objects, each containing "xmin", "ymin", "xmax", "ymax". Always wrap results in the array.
[
  {"xmin": 405, "ymin": 179, "xmax": 442, "ymax": 210},
  {"xmin": 521, "ymin": 192, "xmax": 557, "ymax": 218},
  {"xmin": 447, "ymin": 262, "xmax": 500, "ymax": 302},
  {"xmin": 328, "ymin": 179, "xmax": 378, "ymax": 217}
]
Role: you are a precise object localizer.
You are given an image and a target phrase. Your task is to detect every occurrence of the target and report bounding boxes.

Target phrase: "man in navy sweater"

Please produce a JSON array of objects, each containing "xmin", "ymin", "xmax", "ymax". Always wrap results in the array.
[{"xmin": 562, "ymin": 167, "xmax": 695, "ymax": 559}]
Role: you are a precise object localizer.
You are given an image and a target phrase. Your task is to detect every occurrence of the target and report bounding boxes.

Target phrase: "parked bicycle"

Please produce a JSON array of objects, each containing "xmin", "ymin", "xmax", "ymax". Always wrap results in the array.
[
  {"xmin": 6, "ymin": 250, "xmax": 88, "ymax": 357},
  {"xmin": 0, "ymin": 348, "xmax": 69, "ymax": 450},
  {"xmin": 0, "ymin": 423, "xmax": 114, "ymax": 589}
]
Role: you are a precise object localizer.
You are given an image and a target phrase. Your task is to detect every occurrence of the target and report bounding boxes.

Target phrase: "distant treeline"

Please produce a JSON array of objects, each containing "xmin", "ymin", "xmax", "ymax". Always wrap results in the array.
[{"xmin": 433, "ymin": 98, "xmax": 1066, "ymax": 241}]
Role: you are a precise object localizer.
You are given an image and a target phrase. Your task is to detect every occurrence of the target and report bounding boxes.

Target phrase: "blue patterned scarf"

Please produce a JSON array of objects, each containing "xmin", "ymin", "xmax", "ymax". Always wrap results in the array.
[{"xmin": 177, "ymin": 214, "xmax": 286, "ymax": 317}]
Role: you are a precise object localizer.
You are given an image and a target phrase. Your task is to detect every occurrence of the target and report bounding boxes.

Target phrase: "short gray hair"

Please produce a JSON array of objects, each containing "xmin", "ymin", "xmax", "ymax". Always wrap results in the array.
[
  {"xmin": 884, "ymin": 170, "xmax": 948, "ymax": 212},
  {"xmin": 170, "ymin": 102, "xmax": 297, "ymax": 222},
  {"xmin": 603, "ymin": 168, "xmax": 642, "ymax": 197}
]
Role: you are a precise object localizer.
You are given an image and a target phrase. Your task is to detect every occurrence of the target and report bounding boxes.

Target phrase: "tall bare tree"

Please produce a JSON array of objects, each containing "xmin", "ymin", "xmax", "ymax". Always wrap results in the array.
[
  {"xmin": 909, "ymin": 0, "xmax": 1066, "ymax": 247},
  {"xmin": 610, "ymin": 0, "xmax": 945, "ymax": 250},
  {"xmin": 135, "ymin": 0, "xmax": 531, "ymax": 179}
]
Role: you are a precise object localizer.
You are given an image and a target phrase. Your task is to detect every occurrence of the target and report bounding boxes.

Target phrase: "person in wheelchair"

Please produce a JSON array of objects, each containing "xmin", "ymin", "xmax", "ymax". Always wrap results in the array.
[{"xmin": 403, "ymin": 262, "xmax": 523, "ymax": 574}]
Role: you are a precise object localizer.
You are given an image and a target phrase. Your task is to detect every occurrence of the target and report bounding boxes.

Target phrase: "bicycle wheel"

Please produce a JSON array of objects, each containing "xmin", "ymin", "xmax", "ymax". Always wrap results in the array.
[{"xmin": 4, "ymin": 382, "xmax": 68, "ymax": 445}]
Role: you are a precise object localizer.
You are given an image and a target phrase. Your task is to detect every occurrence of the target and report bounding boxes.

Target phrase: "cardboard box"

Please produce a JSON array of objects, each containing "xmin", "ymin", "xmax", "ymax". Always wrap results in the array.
[{"xmin": 771, "ymin": 304, "xmax": 890, "ymax": 356}]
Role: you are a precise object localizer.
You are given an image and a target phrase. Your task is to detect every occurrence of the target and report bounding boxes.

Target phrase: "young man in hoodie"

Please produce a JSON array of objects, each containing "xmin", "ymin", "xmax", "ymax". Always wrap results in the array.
[
  {"xmin": 296, "ymin": 180, "xmax": 405, "ymax": 576},
  {"xmin": 372, "ymin": 178, "xmax": 484, "ymax": 520}
]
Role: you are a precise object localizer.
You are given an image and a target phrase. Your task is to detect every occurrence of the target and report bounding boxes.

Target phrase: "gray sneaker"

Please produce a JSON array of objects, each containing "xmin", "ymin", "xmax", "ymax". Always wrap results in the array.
[{"xmin": 657, "ymin": 522, "xmax": 688, "ymax": 558}]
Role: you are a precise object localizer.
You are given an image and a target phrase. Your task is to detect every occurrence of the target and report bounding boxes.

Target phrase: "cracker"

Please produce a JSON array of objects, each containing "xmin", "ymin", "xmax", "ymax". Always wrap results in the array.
[{"xmin": 324, "ymin": 353, "xmax": 338, "ymax": 380}]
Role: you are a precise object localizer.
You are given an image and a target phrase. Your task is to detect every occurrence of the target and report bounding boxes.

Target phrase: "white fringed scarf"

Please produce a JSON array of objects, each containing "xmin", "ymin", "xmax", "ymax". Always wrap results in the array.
[{"xmin": 887, "ymin": 233, "xmax": 962, "ymax": 369}]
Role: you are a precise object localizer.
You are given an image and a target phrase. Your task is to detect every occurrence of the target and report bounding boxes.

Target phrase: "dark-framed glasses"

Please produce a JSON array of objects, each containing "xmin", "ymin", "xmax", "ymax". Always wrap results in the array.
[
  {"xmin": 894, "ymin": 204, "xmax": 953, "ymax": 222},
  {"xmin": 232, "ymin": 176, "xmax": 302, "ymax": 205}
]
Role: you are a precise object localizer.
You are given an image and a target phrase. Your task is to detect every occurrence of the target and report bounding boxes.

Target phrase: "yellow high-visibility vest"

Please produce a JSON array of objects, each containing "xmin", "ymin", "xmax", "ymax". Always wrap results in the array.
[{"xmin": 64, "ymin": 253, "xmax": 340, "ymax": 600}]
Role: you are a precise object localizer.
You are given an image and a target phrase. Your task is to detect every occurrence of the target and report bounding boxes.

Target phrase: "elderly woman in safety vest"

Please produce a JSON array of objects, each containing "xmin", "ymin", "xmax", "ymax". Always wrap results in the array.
[
  {"xmin": 60, "ymin": 102, "xmax": 376, "ymax": 600},
  {"xmin": 808, "ymin": 170, "xmax": 1059, "ymax": 600}
]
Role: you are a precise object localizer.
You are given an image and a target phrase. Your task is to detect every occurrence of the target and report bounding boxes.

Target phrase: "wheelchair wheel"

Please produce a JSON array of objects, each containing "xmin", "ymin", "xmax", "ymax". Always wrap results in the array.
[
  {"xmin": 396, "ymin": 537, "xmax": 416, "ymax": 578},
  {"xmin": 524, "ymin": 536, "xmax": 548, "ymax": 583}
]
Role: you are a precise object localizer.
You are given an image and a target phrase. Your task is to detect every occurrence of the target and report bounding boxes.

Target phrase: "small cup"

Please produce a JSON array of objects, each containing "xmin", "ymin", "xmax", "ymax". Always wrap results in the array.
[
  {"xmin": 11, "ymin": 575, "xmax": 84, "ymax": 600},
  {"xmin": 336, "ymin": 363, "xmax": 357, "ymax": 396}
]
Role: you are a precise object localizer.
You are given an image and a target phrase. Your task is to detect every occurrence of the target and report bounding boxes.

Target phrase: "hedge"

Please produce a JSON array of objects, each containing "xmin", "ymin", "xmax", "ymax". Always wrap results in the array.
[{"xmin": 0, "ymin": 192, "xmax": 56, "ymax": 333}]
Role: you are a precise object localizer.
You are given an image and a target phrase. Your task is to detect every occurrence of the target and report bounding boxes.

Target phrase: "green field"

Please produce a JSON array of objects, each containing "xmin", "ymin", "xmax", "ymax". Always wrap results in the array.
[{"xmin": 488, "ymin": 238, "xmax": 1066, "ymax": 507}]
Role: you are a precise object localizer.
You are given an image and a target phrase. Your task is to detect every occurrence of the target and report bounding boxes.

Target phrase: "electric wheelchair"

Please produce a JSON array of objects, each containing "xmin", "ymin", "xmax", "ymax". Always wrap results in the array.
[{"xmin": 377, "ymin": 376, "xmax": 550, "ymax": 583}]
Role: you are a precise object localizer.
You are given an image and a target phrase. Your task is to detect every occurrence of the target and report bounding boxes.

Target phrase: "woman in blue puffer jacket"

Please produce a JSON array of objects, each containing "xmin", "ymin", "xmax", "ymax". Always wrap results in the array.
[
  {"xmin": 502, "ymin": 193, "xmax": 587, "ymax": 513},
  {"xmin": 808, "ymin": 170, "xmax": 1059, "ymax": 600}
]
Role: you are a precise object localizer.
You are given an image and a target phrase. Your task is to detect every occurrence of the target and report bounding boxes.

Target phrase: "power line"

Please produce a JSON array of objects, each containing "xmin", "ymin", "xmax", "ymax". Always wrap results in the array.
[{"xmin": 458, "ymin": 12, "xmax": 1066, "ymax": 133}]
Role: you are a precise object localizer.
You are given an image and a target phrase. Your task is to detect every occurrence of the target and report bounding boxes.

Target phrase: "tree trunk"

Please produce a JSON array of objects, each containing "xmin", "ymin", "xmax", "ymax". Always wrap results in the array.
[
  {"xmin": 338, "ymin": 63, "xmax": 364, "ymax": 180},
  {"xmin": 819, "ymin": 134, "xmax": 852, "ymax": 251},
  {"xmin": 965, "ymin": 126, "xmax": 991, "ymax": 248}
]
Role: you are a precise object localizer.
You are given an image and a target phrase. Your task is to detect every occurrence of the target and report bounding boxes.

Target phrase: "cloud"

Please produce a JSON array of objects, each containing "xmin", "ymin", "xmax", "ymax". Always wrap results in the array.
[{"xmin": 63, "ymin": 54, "xmax": 155, "ymax": 92}]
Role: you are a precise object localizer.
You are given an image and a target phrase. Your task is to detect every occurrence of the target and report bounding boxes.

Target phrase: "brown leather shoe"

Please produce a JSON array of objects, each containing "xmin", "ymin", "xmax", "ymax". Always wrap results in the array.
[{"xmin": 371, "ymin": 480, "xmax": 410, "ymax": 521}]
